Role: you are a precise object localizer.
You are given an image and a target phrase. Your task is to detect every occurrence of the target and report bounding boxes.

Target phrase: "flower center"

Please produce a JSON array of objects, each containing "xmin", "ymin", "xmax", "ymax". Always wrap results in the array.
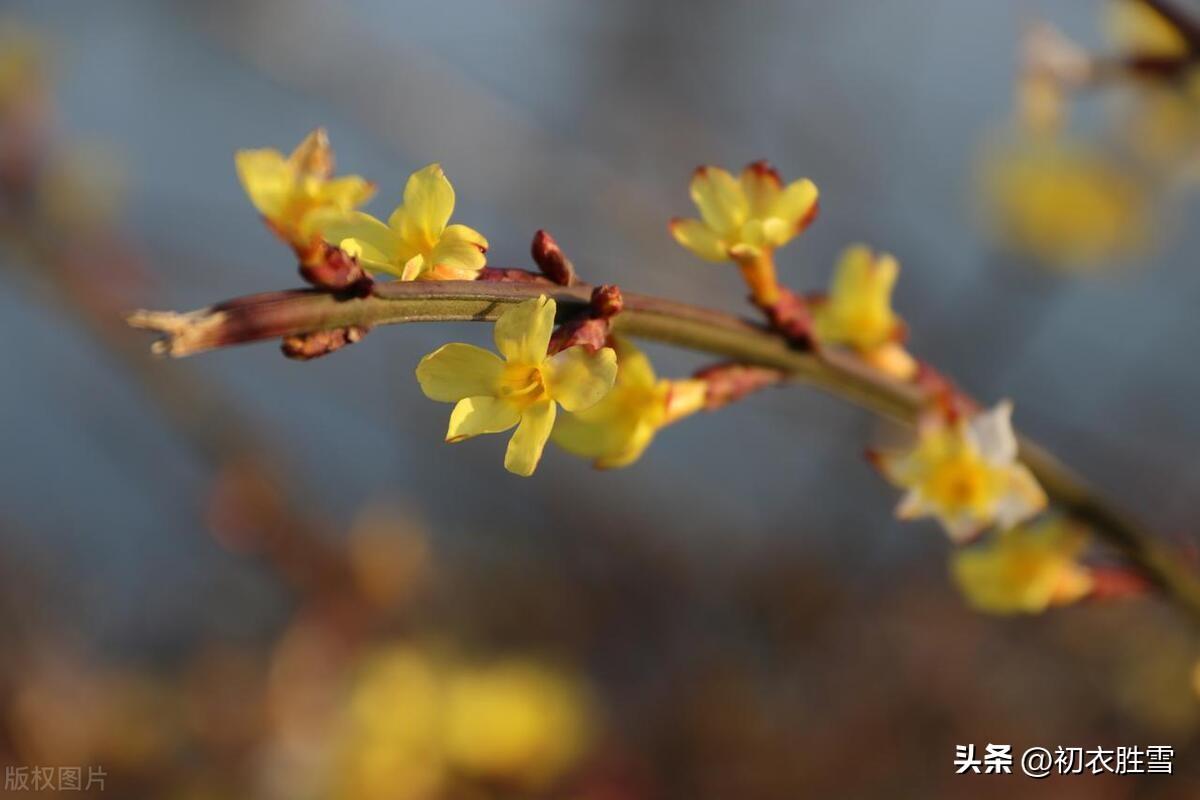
[
  {"xmin": 498, "ymin": 363, "xmax": 549, "ymax": 410},
  {"xmin": 925, "ymin": 451, "xmax": 998, "ymax": 515}
]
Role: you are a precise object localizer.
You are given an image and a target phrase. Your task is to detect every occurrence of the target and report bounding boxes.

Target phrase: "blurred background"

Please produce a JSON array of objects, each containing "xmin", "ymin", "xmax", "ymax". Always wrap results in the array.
[{"xmin": 2, "ymin": 0, "xmax": 1200, "ymax": 797}]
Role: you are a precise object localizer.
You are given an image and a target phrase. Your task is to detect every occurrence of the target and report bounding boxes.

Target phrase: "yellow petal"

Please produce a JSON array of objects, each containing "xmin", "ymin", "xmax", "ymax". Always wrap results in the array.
[
  {"xmin": 396, "ymin": 163, "xmax": 455, "ymax": 245},
  {"xmin": 447, "ymin": 396, "xmax": 521, "ymax": 442},
  {"xmin": 773, "ymin": 178, "xmax": 819, "ymax": 229},
  {"xmin": 967, "ymin": 400, "xmax": 1018, "ymax": 465},
  {"xmin": 1106, "ymin": 0, "xmax": 1188, "ymax": 57},
  {"xmin": 610, "ymin": 338, "xmax": 656, "ymax": 390},
  {"xmin": 401, "ymin": 255, "xmax": 428, "ymax": 281},
  {"xmin": 316, "ymin": 175, "xmax": 376, "ymax": 212},
  {"xmin": 551, "ymin": 405, "xmax": 633, "ymax": 461},
  {"xmin": 995, "ymin": 465, "xmax": 1048, "ymax": 529},
  {"xmin": 689, "ymin": 166, "xmax": 747, "ymax": 235},
  {"xmin": 594, "ymin": 421, "xmax": 658, "ymax": 469},
  {"xmin": 235, "ymin": 148, "xmax": 291, "ymax": 220},
  {"xmin": 494, "ymin": 296, "xmax": 556, "ymax": 365},
  {"xmin": 544, "ymin": 346, "xmax": 618, "ymax": 412},
  {"xmin": 669, "ymin": 218, "xmax": 728, "ymax": 262},
  {"xmin": 310, "ymin": 210, "xmax": 405, "ymax": 266},
  {"xmin": 340, "ymin": 238, "xmax": 395, "ymax": 274},
  {"xmin": 427, "ymin": 224, "xmax": 488, "ymax": 275},
  {"xmin": 740, "ymin": 161, "xmax": 783, "ymax": 217},
  {"xmin": 504, "ymin": 401, "xmax": 557, "ymax": 476},
  {"xmin": 416, "ymin": 343, "xmax": 505, "ymax": 402}
]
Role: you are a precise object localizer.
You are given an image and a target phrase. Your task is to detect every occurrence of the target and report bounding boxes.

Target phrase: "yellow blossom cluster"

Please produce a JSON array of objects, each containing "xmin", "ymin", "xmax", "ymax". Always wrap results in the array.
[
  {"xmin": 331, "ymin": 644, "xmax": 592, "ymax": 800},
  {"xmin": 231, "ymin": 136, "xmax": 1107, "ymax": 617},
  {"xmin": 236, "ymin": 130, "xmax": 488, "ymax": 279}
]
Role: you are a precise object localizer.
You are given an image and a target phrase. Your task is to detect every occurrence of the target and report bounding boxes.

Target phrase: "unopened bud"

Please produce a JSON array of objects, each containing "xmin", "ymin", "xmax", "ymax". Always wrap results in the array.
[
  {"xmin": 299, "ymin": 243, "xmax": 373, "ymax": 295},
  {"xmin": 281, "ymin": 325, "xmax": 369, "ymax": 360},
  {"xmin": 693, "ymin": 362, "xmax": 785, "ymax": 410},
  {"xmin": 590, "ymin": 284, "xmax": 624, "ymax": 319},
  {"xmin": 531, "ymin": 229, "xmax": 577, "ymax": 286}
]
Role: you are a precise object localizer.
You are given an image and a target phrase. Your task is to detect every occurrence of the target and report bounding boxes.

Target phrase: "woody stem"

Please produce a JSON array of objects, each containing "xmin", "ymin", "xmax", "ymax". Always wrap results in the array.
[{"xmin": 128, "ymin": 277, "xmax": 1200, "ymax": 626}]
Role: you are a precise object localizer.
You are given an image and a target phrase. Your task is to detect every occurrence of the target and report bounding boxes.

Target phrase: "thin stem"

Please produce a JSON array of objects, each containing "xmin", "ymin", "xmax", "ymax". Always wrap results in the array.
[{"xmin": 128, "ymin": 278, "xmax": 1200, "ymax": 625}]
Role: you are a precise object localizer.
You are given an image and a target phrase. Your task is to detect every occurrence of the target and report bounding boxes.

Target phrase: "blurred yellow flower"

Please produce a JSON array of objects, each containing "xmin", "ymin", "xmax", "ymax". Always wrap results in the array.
[
  {"xmin": 1119, "ymin": 70, "xmax": 1200, "ymax": 180},
  {"xmin": 951, "ymin": 518, "xmax": 1094, "ymax": 614},
  {"xmin": 0, "ymin": 19, "xmax": 49, "ymax": 110},
  {"xmin": 416, "ymin": 296, "xmax": 617, "ymax": 476},
  {"xmin": 444, "ymin": 660, "xmax": 593, "ymax": 789},
  {"xmin": 552, "ymin": 337, "xmax": 707, "ymax": 469},
  {"xmin": 235, "ymin": 128, "xmax": 375, "ymax": 249},
  {"xmin": 874, "ymin": 401, "xmax": 1047, "ymax": 542},
  {"xmin": 978, "ymin": 138, "xmax": 1151, "ymax": 269},
  {"xmin": 812, "ymin": 245, "xmax": 916, "ymax": 380},
  {"xmin": 314, "ymin": 163, "xmax": 488, "ymax": 280},
  {"xmin": 331, "ymin": 646, "xmax": 446, "ymax": 800},
  {"xmin": 670, "ymin": 161, "xmax": 818, "ymax": 304},
  {"xmin": 1105, "ymin": 0, "xmax": 1188, "ymax": 57}
]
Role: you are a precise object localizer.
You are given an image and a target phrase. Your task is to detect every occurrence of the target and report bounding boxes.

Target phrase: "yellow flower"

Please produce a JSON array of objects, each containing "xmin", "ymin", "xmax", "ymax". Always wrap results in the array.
[
  {"xmin": 874, "ymin": 401, "xmax": 1047, "ymax": 542},
  {"xmin": 977, "ymin": 137, "xmax": 1151, "ymax": 269},
  {"xmin": 416, "ymin": 296, "xmax": 617, "ymax": 476},
  {"xmin": 332, "ymin": 645, "xmax": 446, "ymax": 800},
  {"xmin": 951, "ymin": 518, "xmax": 1094, "ymax": 614},
  {"xmin": 552, "ymin": 338, "xmax": 707, "ymax": 469},
  {"xmin": 443, "ymin": 660, "xmax": 592, "ymax": 789},
  {"xmin": 670, "ymin": 161, "xmax": 818, "ymax": 304},
  {"xmin": 235, "ymin": 128, "xmax": 375, "ymax": 248},
  {"xmin": 314, "ymin": 163, "xmax": 488, "ymax": 280},
  {"xmin": 1120, "ymin": 69, "xmax": 1200, "ymax": 179},
  {"xmin": 1105, "ymin": 0, "xmax": 1188, "ymax": 57},
  {"xmin": 811, "ymin": 245, "xmax": 916, "ymax": 380},
  {"xmin": 0, "ymin": 19, "xmax": 49, "ymax": 112}
]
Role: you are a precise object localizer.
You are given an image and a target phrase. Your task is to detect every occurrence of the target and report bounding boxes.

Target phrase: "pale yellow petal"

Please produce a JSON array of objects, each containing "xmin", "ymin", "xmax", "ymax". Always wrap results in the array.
[
  {"xmin": 416, "ymin": 343, "xmax": 505, "ymax": 402},
  {"xmin": 551, "ymin": 406, "xmax": 635, "ymax": 461},
  {"xmin": 669, "ymin": 218, "xmax": 728, "ymax": 262},
  {"xmin": 310, "ymin": 210, "xmax": 404, "ymax": 263},
  {"xmin": 427, "ymin": 224, "xmax": 488, "ymax": 275},
  {"xmin": 397, "ymin": 163, "xmax": 455, "ymax": 244},
  {"xmin": 494, "ymin": 296, "xmax": 556, "ymax": 365},
  {"xmin": 968, "ymin": 401, "xmax": 1018, "ymax": 465},
  {"xmin": 740, "ymin": 161, "xmax": 783, "ymax": 217},
  {"xmin": 595, "ymin": 421, "xmax": 658, "ymax": 469},
  {"xmin": 235, "ymin": 148, "xmax": 291, "ymax": 219},
  {"xmin": 544, "ymin": 346, "xmax": 618, "ymax": 412},
  {"xmin": 773, "ymin": 178, "xmax": 819, "ymax": 229},
  {"xmin": 504, "ymin": 401, "xmax": 557, "ymax": 476},
  {"xmin": 340, "ymin": 238, "xmax": 395, "ymax": 275},
  {"xmin": 611, "ymin": 338, "xmax": 656, "ymax": 390},
  {"xmin": 401, "ymin": 255, "xmax": 428, "ymax": 281},
  {"xmin": 447, "ymin": 396, "xmax": 522, "ymax": 442},
  {"xmin": 689, "ymin": 166, "xmax": 747, "ymax": 235},
  {"xmin": 317, "ymin": 175, "xmax": 376, "ymax": 211},
  {"xmin": 995, "ymin": 465, "xmax": 1048, "ymax": 529}
]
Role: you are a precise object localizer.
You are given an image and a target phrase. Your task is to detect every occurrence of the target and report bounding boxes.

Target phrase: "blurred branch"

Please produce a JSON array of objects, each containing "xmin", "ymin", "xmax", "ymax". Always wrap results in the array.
[{"xmin": 129, "ymin": 277, "xmax": 1200, "ymax": 627}]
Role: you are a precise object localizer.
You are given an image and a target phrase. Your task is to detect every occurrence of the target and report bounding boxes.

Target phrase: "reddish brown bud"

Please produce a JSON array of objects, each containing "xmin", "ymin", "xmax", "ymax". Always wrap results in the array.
[
  {"xmin": 590, "ymin": 284, "xmax": 624, "ymax": 319},
  {"xmin": 1086, "ymin": 566, "xmax": 1151, "ymax": 601},
  {"xmin": 281, "ymin": 325, "xmax": 369, "ymax": 360},
  {"xmin": 759, "ymin": 287, "xmax": 814, "ymax": 349},
  {"xmin": 548, "ymin": 318, "xmax": 610, "ymax": 355},
  {"xmin": 530, "ymin": 229, "xmax": 577, "ymax": 286},
  {"xmin": 298, "ymin": 243, "xmax": 373, "ymax": 295},
  {"xmin": 693, "ymin": 362, "xmax": 785, "ymax": 410}
]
